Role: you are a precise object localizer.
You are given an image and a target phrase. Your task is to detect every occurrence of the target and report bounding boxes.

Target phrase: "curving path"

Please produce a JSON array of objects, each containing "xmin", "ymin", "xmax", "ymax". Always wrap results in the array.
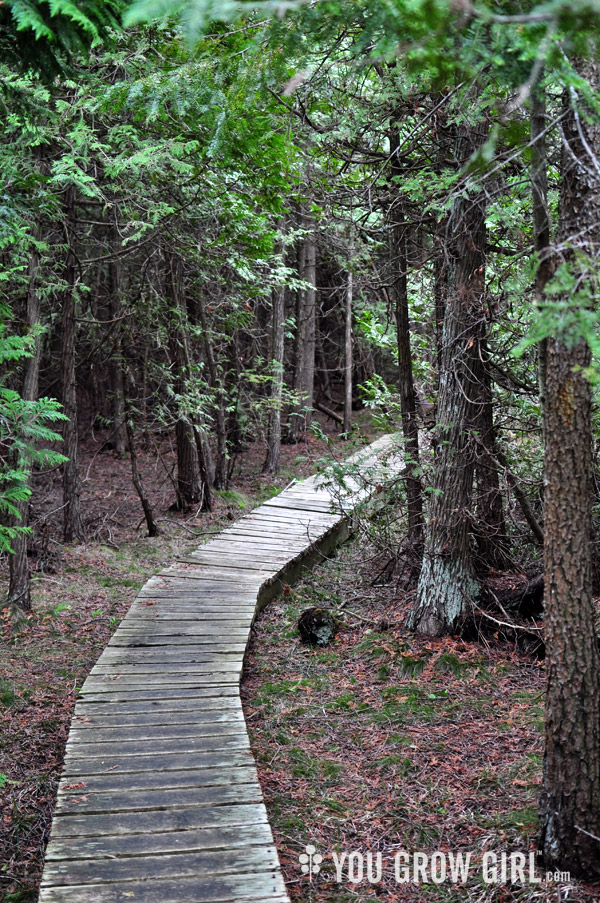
[{"xmin": 39, "ymin": 435, "xmax": 399, "ymax": 903}]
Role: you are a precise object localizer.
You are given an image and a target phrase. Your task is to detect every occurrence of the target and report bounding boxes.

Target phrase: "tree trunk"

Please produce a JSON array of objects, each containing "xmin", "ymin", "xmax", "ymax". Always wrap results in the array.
[
  {"xmin": 7, "ymin": 243, "xmax": 43, "ymax": 609},
  {"xmin": 109, "ymin": 247, "xmax": 127, "ymax": 458},
  {"xmin": 166, "ymin": 253, "xmax": 207, "ymax": 509},
  {"xmin": 473, "ymin": 338, "xmax": 510, "ymax": 570},
  {"xmin": 287, "ymin": 208, "xmax": 316, "ymax": 441},
  {"xmin": 124, "ymin": 400, "xmax": 159, "ymax": 538},
  {"xmin": 263, "ymin": 284, "xmax": 285, "ymax": 474},
  {"xmin": 531, "ymin": 80, "xmax": 552, "ymax": 433},
  {"xmin": 61, "ymin": 186, "xmax": 84, "ymax": 544},
  {"xmin": 407, "ymin": 126, "xmax": 487, "ymax": 635},
  {"xmin": 343, "ymin": 246, "xmax": 353, "ymax": 437},
  {"xmin": 174, "ymin": 418, "xmax": 203, "ymax": 510},
  {"xmin": 391, "ymin": 211, "xmax": 423, "ymax": 551},
  {"xmin": 301, "ymin": 226, "xmax": 317, "ymax": 422},
  {"xmin": 539, "ymin": 62, "xmax": 600, "ymax": 879},
  {"xmin": 196, "ymin": 291, "xmax": 228, "ymax": 489}
]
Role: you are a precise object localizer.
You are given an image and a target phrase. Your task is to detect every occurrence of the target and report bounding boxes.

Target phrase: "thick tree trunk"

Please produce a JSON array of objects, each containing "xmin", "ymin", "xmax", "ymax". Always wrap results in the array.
[
  {"xmin": 7, "ymin": 244, "xmax": 43, "ymax": 609},
  {"xmin": 407, "ymin": 127, "xmax": 487, "ymax": 635},
  {"xmin": 61, "ymin": 187, "xmax": 84, "ymax": 544},
  {"xmin": 264, "ymin": 284, "xmax": 285, "ymax": 473},
  {"xmin": 174, "ymin": 418, "xmax": 203, "ymax": 510},
  {"xmin": 539, "ymin": 63, "xmax": 600, "ymax": 879},
  {"xmin": 433, "ymin": 228, "xmax": 446, "ymax": 382}
]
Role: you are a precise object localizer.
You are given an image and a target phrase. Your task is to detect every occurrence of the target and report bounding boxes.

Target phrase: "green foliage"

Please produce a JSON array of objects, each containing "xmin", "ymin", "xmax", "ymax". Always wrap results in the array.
[
  {"xmin": 0, "ymin": 0, "xmax": 123, "ymax": 79},
  {"xmin": 0, "ymin": 317, "xmax": 67, "ymax": 554}
]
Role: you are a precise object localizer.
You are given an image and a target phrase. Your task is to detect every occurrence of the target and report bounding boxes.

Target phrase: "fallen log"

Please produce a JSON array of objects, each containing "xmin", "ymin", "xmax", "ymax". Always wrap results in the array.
[{"xmin": 315, "ymin": 400, "xmax": 343, "ymax": 425}]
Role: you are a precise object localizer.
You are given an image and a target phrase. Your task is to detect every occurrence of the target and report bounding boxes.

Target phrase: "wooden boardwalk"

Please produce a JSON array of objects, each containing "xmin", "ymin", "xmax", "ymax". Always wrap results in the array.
[{"xmin": 39, "ymin": 435, "xmax": 398, "ymax": 903}]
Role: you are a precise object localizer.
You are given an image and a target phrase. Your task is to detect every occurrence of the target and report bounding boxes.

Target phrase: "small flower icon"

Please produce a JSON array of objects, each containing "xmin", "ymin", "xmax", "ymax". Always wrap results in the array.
[{"xmin": 299, "ymin": 843, "xmax": 323, "ymax": 880}]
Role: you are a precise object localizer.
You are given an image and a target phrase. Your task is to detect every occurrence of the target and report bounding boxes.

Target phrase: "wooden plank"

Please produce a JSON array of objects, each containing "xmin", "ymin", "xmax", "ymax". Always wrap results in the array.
[
  {"xmin": 56, "ymin": 772, "xmax": 259, "ymax": 812},
  {"xmin": 45, "ymin": 822, "xmax": 273, "ymax": 861},
  {"xmin": 126, "ymin": 604, "xmax": 257, "ymax": 616},
  {"xmin": 67, "ymin": 721, "xmax": 246, "ymax": 744},
  {"xmin": 119, "ymin": 615, "xmax": 254, "ymax": 625},
  {"xmin": 72, "ymin": 696, "xmax": 243, "ymax": 716},
  {"xmin": 106, "ymin": 636, "xmax": 247, "ymax": 647},
  {"xmin": 61, "ymin": 749, "xmax": 255, "ymax": 777},
  {"xmin": 55, "ymin": 782, "xmax": 262, "ymax": 816},
  {"xmin": 180, "ymin": 555, "xmax": 292, "ymax": 569},
  {"xmin": 58, "ymin": 761, "xmax": 255, "ymax": 793},
  {"xmin": 219, "ymin": 523, "xmax": 331, "ymax": 537},
  {"xmin": 48, "ymin": 802, "xmax": 271, "ymax": 838},
  {"xmin": 112, "ymin": 624, "xmax": 250, "ymax": 636},
  {"xmin": 137, "ymin": 587, "xmax": 260, "ymax": 597},
  {"xmin": 76, "ymin": 685, "xmax": 240, "ymax": 703},
  {"xmin": 39, "ymin": 871, "xmax": 288, "ymax": 903},
  {"xmin": 70, "ymin": 709, "xmax": 244, "ymax": 728},
  {"xmin": 135, "ymin": 588, "xmax": 261, "ymax": 600},
  {"xmin": 188, "ymin": 545, "xmax": 295, "ymax": 559},
  {"xmin": 96, "ymin": 651, "xmax": 245, "ymax": 665},
  {"xmin": 107, "ymin": 637, "xmax": 248, "ymax": 649},
  {"xmin": 88, "ymin": 659, "xmax": 245, "ymax": 672},
  {"xmin": 239, "ymin": 510, "xmax": 337, "ymax": 526},
  {"xmin": 249, "ymin": 501, "xmax": 338, "ymax": 516},
  {"xmin": 202, "ymin": 534, "xmax": 310, "ymax": 547},
  {"xmin": 112, "ymin": 619, "xmax": 252, "ymax": 632},
  {"xmin": 63, "ymin": 733, "xmax": 249, "ymax": 758},
  {"xmin": 90, "ymin": 659, "xmax": 245, "ymax": 672},
  {"xmin": 263, "ymin": 498, "xmax": 336, "ymax": 513},
  {"xmin": 157, "ymin": 568, "xmax": 271, "ymax": 584},
  {"xmin": 80, "ymin": 680, "xmax": 242, "ymax": 694},
  {"xmin": 42, "ymin": 844, "xmax": 280, "ymax": 885},
  {"xmin": 132, "ymin": 598, "xmax": 255, "ymax": 607}
]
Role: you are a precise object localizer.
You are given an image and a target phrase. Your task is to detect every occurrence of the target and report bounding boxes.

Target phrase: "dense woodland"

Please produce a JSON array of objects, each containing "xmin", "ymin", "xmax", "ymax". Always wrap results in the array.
[{"xmin": 2, "ymin": 0, "xmax": 600, "ymax": 893}]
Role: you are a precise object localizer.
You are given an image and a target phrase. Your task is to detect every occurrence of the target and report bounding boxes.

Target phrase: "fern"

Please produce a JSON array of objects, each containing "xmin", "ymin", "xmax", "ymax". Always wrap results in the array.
[{"xmin": 1, "ymin": 0, "xmax": 123, "ymax": 79}]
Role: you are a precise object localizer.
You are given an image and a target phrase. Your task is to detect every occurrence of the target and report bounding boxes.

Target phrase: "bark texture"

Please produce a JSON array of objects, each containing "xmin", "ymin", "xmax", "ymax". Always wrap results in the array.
[
  {"xmin": 539, "ymin": 62, "xmax": 600, "ymax": 879},
  {"xmin": 407, "ymin": 126, "xmax": 487, "ymax": 635}
]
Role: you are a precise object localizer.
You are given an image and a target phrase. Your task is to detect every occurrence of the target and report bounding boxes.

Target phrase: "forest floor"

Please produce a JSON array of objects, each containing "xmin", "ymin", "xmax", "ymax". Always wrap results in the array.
[
  {"xmin": 0, "ymin": 416, "xmax": 598, "ymax": 903},
  {"xmin": 0, "ymin": 412, "xmax": 364, "ymax": 903},
  {"xmin": 242, "ymin": 522, "xmax": 600, "ymax": 903}
]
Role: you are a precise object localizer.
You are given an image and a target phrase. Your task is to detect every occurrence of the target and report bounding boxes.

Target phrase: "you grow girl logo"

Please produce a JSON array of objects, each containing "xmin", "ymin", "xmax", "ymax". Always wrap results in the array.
[
  {"xmin": 299, "ymin": 845, "xmax": 323, "ymax": 881},
  {"xmin": 297, "ymin": 844, "xmax": 564, "ymax": 886}
]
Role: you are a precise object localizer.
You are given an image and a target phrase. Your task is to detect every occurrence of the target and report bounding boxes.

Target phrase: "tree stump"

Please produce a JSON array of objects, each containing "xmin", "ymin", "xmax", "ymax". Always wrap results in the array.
[{"xmin": 298, "ymin": 607, "xmax": 338, "ymax": 646}]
